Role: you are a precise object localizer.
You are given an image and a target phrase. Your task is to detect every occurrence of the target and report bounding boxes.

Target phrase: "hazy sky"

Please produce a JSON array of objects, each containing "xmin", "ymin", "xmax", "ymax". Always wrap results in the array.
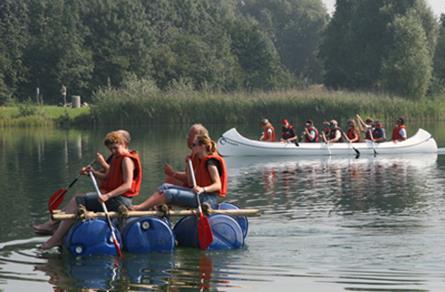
[{"xmin": 322, "ymin": 0, "xmax": 445, "ymax": 17}]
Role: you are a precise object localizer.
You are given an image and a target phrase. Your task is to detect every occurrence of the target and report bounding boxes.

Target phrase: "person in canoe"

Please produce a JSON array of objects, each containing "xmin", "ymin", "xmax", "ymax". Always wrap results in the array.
[
  {"xmin": 371, "ymin": 120, "xmax": 386, "ymax": 143},
  {"xmin": 280, "ymin": 119, "xmax": 298, "ymax": 143},
  {"xmin": 344, "ymin": 119, "xmax": 361, "ymax": 143},
  {"xmin": 391, "ymin": 116, "xmax": 407, "ymax": 142},
  {"xmin": 356, "ymin": 115, "xmax": 375, "ymax": 140},
  {"xmin": 322, "ymin": 120, "xmax": 343, "ymax": 143},
  {"xmin": 259, "ymin": 118, "xmax": 276, "ymax": 142},
  {"xmin": 132, "ymin": 134, "xmax": 227, "ymax": 211},
  {"xmin": 163, "ymin": 123, "xmax": 209, "ymax": 186},
  {"xmin": 36, "ymin": 130, "xmax": 142, "ymax": 249},
  {"xmin": 302, "ymin": 120, "xmax": 319, "ymax": 142}
]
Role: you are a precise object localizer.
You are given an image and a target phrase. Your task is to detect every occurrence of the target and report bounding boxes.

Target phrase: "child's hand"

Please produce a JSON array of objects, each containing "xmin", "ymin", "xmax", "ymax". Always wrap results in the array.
[
  {"xmin": 80, "ymin": 165, "xmax": 93, "ymax": 175},
  {"xmin": 164, "ymin": 163, "xmax": 175, "ymax": 177}
]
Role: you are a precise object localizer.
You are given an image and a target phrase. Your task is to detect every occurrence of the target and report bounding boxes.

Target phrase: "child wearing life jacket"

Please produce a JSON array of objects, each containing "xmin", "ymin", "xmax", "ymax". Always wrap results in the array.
[
  {"xmin": 37, "ymin": 130, "xmax": 142, "ymax": 249},
  {"xmin": 163, "ymin": 124, "xmax": 209, "ymax": 186},
  {"xmin": 345, "ymin": 119, "xmax": 361, "ymax": 143},
  {"xmin": 391, "ymin": 116, "xmax": 407, "ymax": 142},
  {"xmin": 132, "ymin": 134, "xmax": 227, "ymax": 211},
  {"xmin": 259, "ymin": 118, "xmax": 276, "ymax": 142}
]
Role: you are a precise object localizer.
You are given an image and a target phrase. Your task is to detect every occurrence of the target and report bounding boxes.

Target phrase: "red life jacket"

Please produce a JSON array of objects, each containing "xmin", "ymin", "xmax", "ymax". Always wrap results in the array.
[
  {"xmin": 305, "ymin": 126, "xmax": 319, "ymax": 142},
  {"xmin": 100, "ymin": 150, "xmax": 142, "ymax": 197},
  {"xmin": 347, "ymin": 127, "xmax": 360, "ymax": 142},
  {"xmin": 195, "ymin": 153, "xmax": 228, "ymax": 197},
  {"xmin": 391, "ymin": 125, "xmax": 406, "ymax": 141},
  {"xmin": 262, "ymin": 125, "xmax": 276, "ymax": 142}
]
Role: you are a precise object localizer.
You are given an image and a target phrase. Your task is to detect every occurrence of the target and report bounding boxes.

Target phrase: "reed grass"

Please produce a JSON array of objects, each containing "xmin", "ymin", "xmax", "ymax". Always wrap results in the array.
[{"xmin": 92, "ymin": 79, "xmax": 445, "ymax": 126}]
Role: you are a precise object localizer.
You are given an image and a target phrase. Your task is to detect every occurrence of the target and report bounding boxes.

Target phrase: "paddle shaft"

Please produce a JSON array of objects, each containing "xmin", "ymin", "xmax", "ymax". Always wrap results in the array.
[
  {"xmin": 321, "ymin": 132, "xmax": 331, "ymax": 156},
  {"xmin": 341, "ymin": 131, "xmax": 360, "ymax": 157},
  {"xmin": 356, "ymin": 114, "xmax": 377, "ymax": 155},
  {"xmin": 188, "ymin": 159, "xmax": 203, "ymax": 214},
  {"xmin": 89, "ymin": 171, "xmax": 123, "ymax": 258}
]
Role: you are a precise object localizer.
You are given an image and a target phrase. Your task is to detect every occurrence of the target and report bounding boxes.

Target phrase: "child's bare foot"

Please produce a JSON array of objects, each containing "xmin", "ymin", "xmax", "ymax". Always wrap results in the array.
[
  {"xmin": 41, "ymin": 238, "xmax": 62, "ymax": 250},
  {"xmin": 33, "ymin": 221, "xmax": 59, "ymax": 236}
]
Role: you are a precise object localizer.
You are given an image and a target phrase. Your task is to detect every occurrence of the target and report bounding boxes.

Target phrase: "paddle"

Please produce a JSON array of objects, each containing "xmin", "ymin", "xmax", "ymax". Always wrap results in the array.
[
  {"xmin": 356, "ymin": 114, "xmax": 377, "ymax": 156},
  {"xmin": 48, "ymin": 159, "xmax": 96, "ymax": 212},
  {"xmin": 188, "ymin": 158, "xmax": 213, "ymax": 250},
  {"xmin": 321, "ymin": 132, "xmax": 332, "ymax": 156},
  {"xmin": 341, "ymin": 131, "xmax": 360, "ymax": 158},
  {"xmin": 89, "ymin": 171, "xmax": 124, "ymax": 258}
]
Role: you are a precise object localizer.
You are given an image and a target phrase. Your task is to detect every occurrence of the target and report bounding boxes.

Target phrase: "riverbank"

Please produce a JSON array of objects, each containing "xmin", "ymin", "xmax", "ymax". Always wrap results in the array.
[
  {"xmin": 0, "ymin": 105, "xmax": 91, "ymax": 127},
  {"xmin": 2, "ymin": 83, "xmax": 445, "ymax": 127}
]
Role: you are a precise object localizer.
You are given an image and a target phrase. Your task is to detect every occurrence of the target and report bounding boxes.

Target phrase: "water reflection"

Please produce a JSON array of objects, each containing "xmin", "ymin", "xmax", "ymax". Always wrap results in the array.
[{"xmin": 226, "ymin": 154, "xmax": 440, "ymax": 217}]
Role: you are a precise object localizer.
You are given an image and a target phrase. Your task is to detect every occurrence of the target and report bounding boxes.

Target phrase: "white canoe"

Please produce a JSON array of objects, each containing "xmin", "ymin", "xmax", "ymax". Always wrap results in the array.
[{"xmin": 217, "ymin": 128, "xmax": 437, "ymax": 157}]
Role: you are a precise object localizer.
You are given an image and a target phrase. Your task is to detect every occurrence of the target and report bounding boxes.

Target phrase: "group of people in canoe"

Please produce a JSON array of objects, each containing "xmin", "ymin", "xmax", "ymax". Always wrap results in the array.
[
  {"xmin": 33, "ymin": 124, "xmax": 227, "ymax": 250},
  {"xmin": 259, "ymin": 115, "xmax": 407, "ymax": 144}
]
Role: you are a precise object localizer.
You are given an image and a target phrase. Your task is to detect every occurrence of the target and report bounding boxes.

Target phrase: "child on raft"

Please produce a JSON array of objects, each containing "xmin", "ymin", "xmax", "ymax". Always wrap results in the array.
[
  {"xmin": 36, "ymin": 130, "xmax": 142, "ymax": 249},
  {"xmin": 132, "ymin": 134, "xmax": 227, "ymax": 211}
]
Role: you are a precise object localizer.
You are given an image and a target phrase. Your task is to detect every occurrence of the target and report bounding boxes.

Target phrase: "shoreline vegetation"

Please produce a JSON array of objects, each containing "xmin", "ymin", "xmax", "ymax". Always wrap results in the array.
[
  {"xmin": 1, "ymin": 83, "xmax": 445, "ymax": 128},
  {"xmin": 0, "ymin": 82, "xmax": 445, "ymax": 127}
]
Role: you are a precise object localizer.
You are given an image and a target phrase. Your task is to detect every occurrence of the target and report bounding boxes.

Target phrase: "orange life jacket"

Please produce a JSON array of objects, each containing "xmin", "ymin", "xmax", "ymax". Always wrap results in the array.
[
  {"xmin": 195, "ymin": 153, "xmax": 228, "ymax": 197},
  {"xmin": 262, "ymin": 125, "xmax": 276, "ymax": 142},
  {"xmin": 100, "ymin": 150, "xmax": 142, "ymax": 197},
  {"xmin": 347, "ymin": 127, "xmax": 361, "ymax": 142},
  {"xmin": 391, "ymin": 125, "xmax": 406, "ymax": 141}
]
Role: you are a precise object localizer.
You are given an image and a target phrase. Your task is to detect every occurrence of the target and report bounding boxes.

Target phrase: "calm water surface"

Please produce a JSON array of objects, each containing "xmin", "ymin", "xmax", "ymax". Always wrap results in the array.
[{"xmin": 1, "ymin": 122, "xmax": 445, "ymax": 291}]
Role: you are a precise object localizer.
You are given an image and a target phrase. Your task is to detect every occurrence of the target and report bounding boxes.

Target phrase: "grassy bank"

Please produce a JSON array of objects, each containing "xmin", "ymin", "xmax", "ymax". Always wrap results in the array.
[
  {"xmin": 92, "ymin": 79, "xmax": 445, "ymax": 126},
  {"xmin": 0, "ymin": 105, "xmax": 91, "ymax": 127},
  {"xmin": 3, "ymin": 80, "xmax": 445, "ymax": 127}
]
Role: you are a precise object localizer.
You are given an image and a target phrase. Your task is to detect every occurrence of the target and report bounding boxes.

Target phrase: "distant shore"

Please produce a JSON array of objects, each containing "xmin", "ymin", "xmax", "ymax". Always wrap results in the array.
[{"xmin": 1, "ymin": 86, "xmax": 445, "ymax": 127}]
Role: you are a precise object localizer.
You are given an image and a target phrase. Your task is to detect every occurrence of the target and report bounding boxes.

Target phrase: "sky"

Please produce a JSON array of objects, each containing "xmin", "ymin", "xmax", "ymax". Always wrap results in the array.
[{"xmin": 322, "ymin": 0, "xmax": 445, "ymax": 17}]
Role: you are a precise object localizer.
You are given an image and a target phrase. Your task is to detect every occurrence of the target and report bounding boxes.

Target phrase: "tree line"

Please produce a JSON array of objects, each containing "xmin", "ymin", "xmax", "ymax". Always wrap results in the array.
[{"xmin": 0, "ymin": 0, "xmax": 445, "ymax": 105}]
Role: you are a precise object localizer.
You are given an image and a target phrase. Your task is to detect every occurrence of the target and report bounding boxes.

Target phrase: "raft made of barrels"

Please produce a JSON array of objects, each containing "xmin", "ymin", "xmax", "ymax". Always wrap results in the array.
[{"xmin": 58, "ymin": 203, "xmax": 259, "ymax": 255}]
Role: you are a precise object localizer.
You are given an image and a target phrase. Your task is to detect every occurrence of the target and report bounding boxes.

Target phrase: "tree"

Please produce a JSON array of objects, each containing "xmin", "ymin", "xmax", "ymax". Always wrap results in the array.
[
  {"xmin": 240, "ymin": 0, "xmax": 328, "ymax": 83},
  {"xmin": 79, "ymin": 0, "xmax": 154, "ymax": 89},
  {"xmin": 229, "ymin": 17, "xmax": 292, "ymax": 90},
  {"xmin": 0, "ymin": 0, "xmax": 28, "ymax": 102},
  {"xmin": 380, "ymin": 10, "xmax": 432, "ymax": 99},
  {"xmin": 320, "ymin": 0, "xmax": 437, "ymax": 97},
  {"xmin": 432, "ymin": 14, "xmax": 445, "ymax": 90}
]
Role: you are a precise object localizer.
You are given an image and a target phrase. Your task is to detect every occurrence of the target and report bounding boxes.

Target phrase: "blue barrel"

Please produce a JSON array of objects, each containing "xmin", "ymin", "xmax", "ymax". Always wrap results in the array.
[
  {"xmin": 122, "ymin": 217, "xmax": 175, "ymax": 253},
  {"xmin": 173, "ymin": 214, "xmax": 244, "ymax": 250},
  {"xmin": 218, "ymin": 202, "xmax": 249, "ymax": 239},
  {"xmin": 64, "ymin": 219, "xmax": 122, "ymax": 256}
]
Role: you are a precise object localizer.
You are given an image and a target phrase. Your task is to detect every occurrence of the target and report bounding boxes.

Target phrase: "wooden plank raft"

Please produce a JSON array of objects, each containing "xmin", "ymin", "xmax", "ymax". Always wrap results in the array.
[{"xmin": 51, "ymin": 205, "xmax": 261, "ymax": 221}]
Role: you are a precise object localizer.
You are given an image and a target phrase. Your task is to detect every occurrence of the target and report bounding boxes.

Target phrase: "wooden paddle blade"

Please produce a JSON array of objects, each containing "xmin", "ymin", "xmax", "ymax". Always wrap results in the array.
[
  {"xmin": 198, "ymin": 214, "xmax": 213, "ymax": 250},
  {"xmin": 48, "ymin": 189, "xmax": 67, "ymax": 212}
]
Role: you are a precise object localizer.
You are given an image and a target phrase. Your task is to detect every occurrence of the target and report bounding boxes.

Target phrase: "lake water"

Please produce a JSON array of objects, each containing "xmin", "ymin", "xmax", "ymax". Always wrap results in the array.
[{"xmin": 1, "ymin": 121, "xmax": 445, "ymax": 291}]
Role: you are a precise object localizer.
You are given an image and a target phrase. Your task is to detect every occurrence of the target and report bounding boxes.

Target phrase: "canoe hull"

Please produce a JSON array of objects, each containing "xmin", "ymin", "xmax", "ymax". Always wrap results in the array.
[{"xmin": 217, "ymin": 128, "xmax": 437, "ymax": 157}]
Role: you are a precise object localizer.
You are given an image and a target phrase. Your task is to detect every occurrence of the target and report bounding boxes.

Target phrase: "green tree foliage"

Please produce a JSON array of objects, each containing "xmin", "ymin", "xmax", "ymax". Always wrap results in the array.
[
  {"xmin": 0, "ymin": 0, "xmax": 329, "ymax": 103},
  {"xmin": 229, "ymin": 17, "xmax": 292, "ymax": 90},
  {"xmin": 432, "ymin": 14, "xmax": 445, "ymax": 92},
  {"xmin": 240, "ymin": 0, "xmax": 329, "ymax": 83},
  {"xmin": 79, "ymin": 0, "xmax": 153, "ymax": 89},
  {"xmin": 23, "ymin": 0, "xmax": 93, "ymax": 104},
  {"xmin": 380, "ymin": 10, "xmax": 432, "ymax": 99},
  {"xmin": 320, "ymin": 0, "xmax": 437, "ymax": 98},
  {"xmin": 0, "ymin": 0, "xmax": 28, "ymax": 102}
]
